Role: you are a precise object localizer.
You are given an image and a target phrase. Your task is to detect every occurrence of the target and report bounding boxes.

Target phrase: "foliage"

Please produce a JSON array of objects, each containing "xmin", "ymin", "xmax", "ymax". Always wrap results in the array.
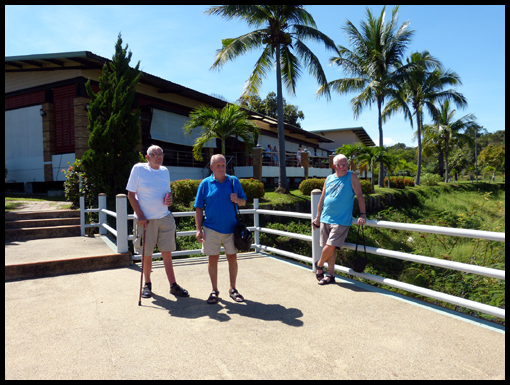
[
  {"xmin": 383, "ymin": 176, "xmax": 409, "ymax": 189},
  {"xmin": 478, "ymin": 144, "xmax": 505, "ymax": 171},
  {"xmin": 170, "ymin": 177, "xmax": 265, "ymax": 207},
  {"xmin": 81, "ymin": 33, "xmax": 142, "ymax": 207},
  {"xmin": 171, "ymin": 179, "xmax": 202, "ymax": 207},
  {"xmin": 183, "ymin": 104, "xmax": 258, "ymax": 161},
  {"xmin": 359, "ymin": 179, "xmax": 374, "ymax": 194},
  {"xmin": 206, "ymin": 5, "xmax": 337, "ymax": 193},
  {"xmin": 237, "ymin": 92, "xmax": 305, "ymax": 128},
  {"xmin": 62, "ymin": 159, "xmax": 96, "ymax": 209},
  {"xmin": 298, "ymin": 178, "xmax": 325, "ymax": 195},
  {"xmin": 239, "ymin": 178, "xmax": 265, "ymax": 200},
  {"xmin": 420, "ymin": 173, "xmax": 442, "ymax": 186}
]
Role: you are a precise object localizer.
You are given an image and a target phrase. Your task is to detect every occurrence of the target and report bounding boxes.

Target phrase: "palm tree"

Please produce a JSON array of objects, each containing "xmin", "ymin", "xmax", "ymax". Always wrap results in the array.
[
  {"xmin": 318, "ymin": 5, "xmax": 414, "ymax": 188},
  {"xmin": 383, "ymin": 50, "xmax": 466, "ymax": 185},
  {"xmin": 205, "ymin": 5, "xmax": 336, "ymax": 193},
  {"xmin": 422, "ymin": 100, "xmax": 476, "ymax": 182},
  {"xmin": 183, "ymin": 104, "xmax": 259, "ymax": 162},
  {"xmin": 356, "ymin": 146, "xmax": 390, "ymax": 192}
]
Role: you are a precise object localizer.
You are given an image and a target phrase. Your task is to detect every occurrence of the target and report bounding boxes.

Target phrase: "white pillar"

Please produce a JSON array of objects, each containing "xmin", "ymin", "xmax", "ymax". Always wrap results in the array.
[{"xmin": 311, "ymin": 189, "xmax": 323, "ymax": 272}]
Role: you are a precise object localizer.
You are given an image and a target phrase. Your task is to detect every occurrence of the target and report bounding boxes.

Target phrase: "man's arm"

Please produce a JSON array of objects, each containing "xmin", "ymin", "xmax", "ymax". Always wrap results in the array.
[
  {"xmin": 195, "ymin": 207, "xmax": 205, "ymax": 243},
  {"xmin": 127, "ymin": 191, "xmax": 148, "ymax": 229},
  {"xmin": 351, "ymin": 173, "xmax": 367, "ymax": 225}
]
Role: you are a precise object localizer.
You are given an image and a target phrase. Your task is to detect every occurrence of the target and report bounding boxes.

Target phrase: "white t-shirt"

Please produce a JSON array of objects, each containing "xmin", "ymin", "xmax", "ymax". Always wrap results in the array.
[{"xmin": 126, "ymin": 163, "xmax": 171, "ymax": 219}]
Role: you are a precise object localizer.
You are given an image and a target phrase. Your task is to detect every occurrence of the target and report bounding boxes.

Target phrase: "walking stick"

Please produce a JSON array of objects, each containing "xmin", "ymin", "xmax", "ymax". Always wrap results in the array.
[{"xmin": 138, "ymin": 226, "xmax": 147, "ymax": 306}]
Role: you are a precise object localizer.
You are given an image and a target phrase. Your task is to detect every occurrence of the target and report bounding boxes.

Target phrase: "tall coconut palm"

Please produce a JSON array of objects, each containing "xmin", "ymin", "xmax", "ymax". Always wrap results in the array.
[
  {"xmin": 318, "ymin": 5, "xmax": 414, "ymax": 187},
  {"xmin": 205, "ymin": 5, "xmax": 336, "ymax": 193},
  {"xmin": 422, "ymin": 100, "xmax": 476, "ymax": 182},
  {"xmin": 383, "ymin": 50, "xmax": 466, "ymax": 185},
  {"xmin": 183, "ymin": 104, "xmax": 259, "ymax": 162}
]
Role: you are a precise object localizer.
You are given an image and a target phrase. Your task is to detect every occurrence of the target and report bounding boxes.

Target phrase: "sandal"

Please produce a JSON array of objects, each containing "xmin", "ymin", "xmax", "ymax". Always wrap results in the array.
[
  {"xmin": 315, "ymin": 261, "xmax": 324, "ymax": 281},
  {"xmin": 318, "ymin": 274, "xmax": 336, "ymax": 285},
  {"xmin": 170, "ymin": 283, "xmax": 189, "ymax": 297},
  {"xmin": 207, "ymin": 291, "xmax": 220, "ymax": 304},
  {"xmin": 229, "ymin": 288, "xmax": 244, "ymax": 302}
]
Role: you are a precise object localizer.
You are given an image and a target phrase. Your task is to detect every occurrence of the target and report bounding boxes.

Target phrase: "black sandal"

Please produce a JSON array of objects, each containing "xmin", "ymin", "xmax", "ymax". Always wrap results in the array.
[
  {"xmin": 315, "ymin": 261, "xmax": 325, "ymax": 281},
  {"xmin": 229, "ymin": 289, "xmax": 244, "ymax": 302},
  {"xmin": 207, "ymin": 291, "xmax": 220, "ymax": 304},
  {"xmin": 170, "ymin": 283, "xmax": 189, "ymax": 297},
  {"xmin": 318, "ymin": 274, "xmax": 336, "ymax": 285}
]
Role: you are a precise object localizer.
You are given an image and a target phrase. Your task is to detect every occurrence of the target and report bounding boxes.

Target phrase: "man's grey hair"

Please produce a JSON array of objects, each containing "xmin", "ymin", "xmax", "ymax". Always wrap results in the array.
[
  {"xmin": 210, "ymin": 154, "xmax": 226, "ymax": 165},
  {"xmin": 147, "ymin": 145, "xmax": 162, "ymax": 155},
  {"xmin": 333, "ymin": 154, "xmax": 347, "ymax": 165}
]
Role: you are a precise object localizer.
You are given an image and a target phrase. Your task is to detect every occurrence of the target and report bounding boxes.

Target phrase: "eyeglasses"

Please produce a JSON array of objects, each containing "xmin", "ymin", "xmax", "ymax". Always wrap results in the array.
[{"xmin": 149, "ymin": 153, "xmax": 164, "ymax": 158}]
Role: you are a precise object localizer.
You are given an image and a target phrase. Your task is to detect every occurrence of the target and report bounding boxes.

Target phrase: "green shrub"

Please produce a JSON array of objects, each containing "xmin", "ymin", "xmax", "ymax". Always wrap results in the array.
[
  {"xmin": 360, "ymin": 179, "xmax": 374, "ymax": 194},
  {"xmin": 421, "ymin": 173, "xmax": 442, "ymax": 186},
  {"xmin": 239, "ymin": 178, "xmax": 265, "ymax": 200},
  {"xmin": 171, "ymin": 179, "xmax": 202, "ymax": 206},
  {"xmin": 384, "ymin": 176, "xmax": 405, "ymax": 189},
  {"xmin": 299, "ymin": 178, "xmax": 325, "ymax": 195},
  {"xmin": 63, "ymin": 159, "xmax": 97, "ymax": 209}
]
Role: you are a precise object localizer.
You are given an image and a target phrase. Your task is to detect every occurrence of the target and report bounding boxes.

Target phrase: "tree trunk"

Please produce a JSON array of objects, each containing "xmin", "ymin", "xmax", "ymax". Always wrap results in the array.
[
  {"xmin": 275, "ymin": 44, "xmax": 289, "ymax": 193},
  {"xmin": 377, "ymin": 97, "xmax": 384, "ymax": 187},
  {"xmin": 415, "ymin": 112, "xmax": 422, "ymax": 186}
]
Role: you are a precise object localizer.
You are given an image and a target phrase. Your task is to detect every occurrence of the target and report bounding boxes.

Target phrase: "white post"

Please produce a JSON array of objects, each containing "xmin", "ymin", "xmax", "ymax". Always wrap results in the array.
[
  {"xmin": 311, "ymin": 189, "xmax": 322, "ymax": 273},
  {"xmin": 98, "ymin": 193, "xmax": 107, "ymax": 236},
  {"xmin": 116, "ymin": 194, "xmax": 128, "ymax": 253},
  {"xmin": 254, "ymin": 198, "xmax": 260, "ymax": 252},
  {"xmin": 80, "ymin": 195, "xmax": 85, "ymax": 236}
]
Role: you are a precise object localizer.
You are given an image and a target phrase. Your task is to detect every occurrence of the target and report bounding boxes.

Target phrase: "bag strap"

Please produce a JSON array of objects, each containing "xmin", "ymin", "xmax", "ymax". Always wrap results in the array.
[
  {"xmin": 354, "ymin": 225, "xmax": 368, "ymax": 259},
  {"xmin": 231, "ymin": 176, "xmax": 241, "ymax": 221}
]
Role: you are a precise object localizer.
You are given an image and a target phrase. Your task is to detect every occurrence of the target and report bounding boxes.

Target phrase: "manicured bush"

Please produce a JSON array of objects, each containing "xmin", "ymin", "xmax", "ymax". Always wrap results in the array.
[
  {"xmin": 171, "ymin": 179, "xmax": 202, "ymax": 206},
  {"xmin": 384, "ymin": 176, "xmax": 405, "ymax": 189},
  {"xmin": 360, "ymin": 179, "xmax": 374, "ymax": 194},
  {"xmin": 239, "ymin": 178, "xmax": 265, "ymax": 200},
  {"xmin": 299, "ymin": 178, "xmax": 325, "ymax": 195}
]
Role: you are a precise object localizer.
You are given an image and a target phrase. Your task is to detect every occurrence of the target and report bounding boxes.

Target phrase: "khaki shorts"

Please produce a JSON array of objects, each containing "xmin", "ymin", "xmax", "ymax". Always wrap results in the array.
[
  {"xmin": 320, "ymin": 223, "xmax": 350, "ymax": 249},
  {"xmin": 202, "ymin": 227, "xmax": 237, "ymax": 256},
  {"xmin": 133, "ymin": 213, "xmax": 176, "ymax": 256}
]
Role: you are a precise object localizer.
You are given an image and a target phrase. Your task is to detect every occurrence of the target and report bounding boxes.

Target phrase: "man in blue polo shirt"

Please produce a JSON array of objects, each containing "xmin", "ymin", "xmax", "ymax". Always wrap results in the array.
[{"xmin": 195, "ymin": 154, "xmax": 247, "ymax": 304}]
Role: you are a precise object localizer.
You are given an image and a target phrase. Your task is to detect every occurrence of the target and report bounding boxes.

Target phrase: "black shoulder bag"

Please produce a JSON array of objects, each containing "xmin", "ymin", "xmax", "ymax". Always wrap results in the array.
[
  {"xmin": 352, "ymin": 225, "xmax": 368, "ymax": 273},
  {"xmin": 231, "ymin": 177, "xmax": 253, "ymax": 252}
]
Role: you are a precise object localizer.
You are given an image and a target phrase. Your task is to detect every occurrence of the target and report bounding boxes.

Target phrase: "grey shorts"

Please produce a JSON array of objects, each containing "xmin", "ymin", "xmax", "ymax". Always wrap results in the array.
[
  {"xmin": 134, "ymin": 213, "xmax": 176, "ymax": 256},
  {"xmin": 320, "ymin": 223, "xmax": 350, "ymax": 249}
]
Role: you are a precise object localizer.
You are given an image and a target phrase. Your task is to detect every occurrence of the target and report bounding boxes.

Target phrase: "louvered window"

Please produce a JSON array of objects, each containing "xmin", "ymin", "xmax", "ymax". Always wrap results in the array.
[{"xmin": 53, "ymin": 85, "xmax": 76, "ymax": 154}]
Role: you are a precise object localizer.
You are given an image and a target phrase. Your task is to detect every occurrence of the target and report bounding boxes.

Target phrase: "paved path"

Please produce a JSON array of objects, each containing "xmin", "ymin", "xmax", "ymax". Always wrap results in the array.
[{"xmin": 5, "ymin": 253, "xmax": 505, "ymax": 380}]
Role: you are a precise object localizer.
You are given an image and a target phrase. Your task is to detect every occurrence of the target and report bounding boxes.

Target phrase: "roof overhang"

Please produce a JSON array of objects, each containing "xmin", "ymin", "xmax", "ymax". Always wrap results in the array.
[{"xmin": 309, "ymin": 127, "xmax": 375, "ymax": 146}]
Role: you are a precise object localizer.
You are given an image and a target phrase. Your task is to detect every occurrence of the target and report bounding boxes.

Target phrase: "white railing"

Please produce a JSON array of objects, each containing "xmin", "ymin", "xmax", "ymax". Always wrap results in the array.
[{"xmin": 80, "ymin": 190, "xmax": 505, "ymax": 319}]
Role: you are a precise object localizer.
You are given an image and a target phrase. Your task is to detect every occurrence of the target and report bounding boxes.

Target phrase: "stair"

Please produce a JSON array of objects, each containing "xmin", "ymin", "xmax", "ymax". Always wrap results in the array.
[{"xmin": 5, "ymin": 210, "xmax": 81, "ymax": 242}]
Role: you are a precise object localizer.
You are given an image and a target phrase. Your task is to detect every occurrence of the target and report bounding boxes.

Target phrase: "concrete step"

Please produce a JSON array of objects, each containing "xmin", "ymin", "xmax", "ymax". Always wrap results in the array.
[
  {"xmin": 5, "ymin": 217, "xmax": 80, "ymax": 229},
  {"xmin": 5, "ymin": 210, "xmax": 80, "ymax": 221},
  {"xmin": 5, "ymin": 225, "xmax": 81, "ymax": 242}
]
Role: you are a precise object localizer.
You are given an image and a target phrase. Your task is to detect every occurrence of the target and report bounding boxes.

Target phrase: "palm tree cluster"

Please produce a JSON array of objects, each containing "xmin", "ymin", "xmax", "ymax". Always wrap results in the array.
[{"xmin": 198, "ymin": 5, "xmax": 477, "ymax": 191}]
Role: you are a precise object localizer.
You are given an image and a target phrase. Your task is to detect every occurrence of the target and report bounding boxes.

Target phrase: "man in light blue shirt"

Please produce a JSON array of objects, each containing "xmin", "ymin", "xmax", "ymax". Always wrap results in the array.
[
  {"xmin": 312, "ymin": 154, "xmax": 367, "ymax": 285},
  {"xmin": 195, "ymin": 154, "xmax": 247, "ymax": 304}
]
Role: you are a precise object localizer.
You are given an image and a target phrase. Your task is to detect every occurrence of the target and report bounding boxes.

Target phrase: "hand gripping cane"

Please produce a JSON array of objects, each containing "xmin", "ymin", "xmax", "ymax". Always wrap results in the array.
[{"xmin": 138, "ymin": 226, "xmax": 147, "ymax": 306}]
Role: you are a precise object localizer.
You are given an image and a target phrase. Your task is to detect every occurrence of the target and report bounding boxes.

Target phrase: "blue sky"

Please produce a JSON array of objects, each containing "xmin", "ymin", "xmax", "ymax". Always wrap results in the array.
[{"xmin": 5, "ymin": 5, "xmax": 505, "ymax": 147}]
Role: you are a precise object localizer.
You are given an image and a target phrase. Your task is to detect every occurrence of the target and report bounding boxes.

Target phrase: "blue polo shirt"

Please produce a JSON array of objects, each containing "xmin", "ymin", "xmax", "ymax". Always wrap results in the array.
[{"xmin": 194, "ymin": 174, "xmax": 247, "ymax": 234}]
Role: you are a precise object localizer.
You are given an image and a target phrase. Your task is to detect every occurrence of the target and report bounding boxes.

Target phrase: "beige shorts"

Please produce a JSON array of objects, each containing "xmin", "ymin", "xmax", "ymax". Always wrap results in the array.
[
  {"xmin": 134, "ymin": 213, "xmax": 176, "ymax": 256},
  {"xmin": 320, "ymin": 223, "xmax": 350, "ymax": 249},
  {"xmin": 202, "ymin": 227, "xmax": 237, "ymax": 256}
]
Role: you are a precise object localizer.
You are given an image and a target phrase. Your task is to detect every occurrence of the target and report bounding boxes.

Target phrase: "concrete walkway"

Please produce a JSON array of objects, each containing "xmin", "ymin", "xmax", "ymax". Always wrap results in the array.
[{"xmin": 5, "ymin": 252, "xmax": 505, "ymax": 380}]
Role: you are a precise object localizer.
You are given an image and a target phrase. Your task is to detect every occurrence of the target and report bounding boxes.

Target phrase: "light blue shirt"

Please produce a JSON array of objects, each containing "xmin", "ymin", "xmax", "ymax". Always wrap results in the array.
[
  {"xmin": 194, "ymin": 175, "xmax": 247, "ymax": 234},
  {"xmin": 320, "ymin": 171, "xmax": 355, "ymax": 226}
]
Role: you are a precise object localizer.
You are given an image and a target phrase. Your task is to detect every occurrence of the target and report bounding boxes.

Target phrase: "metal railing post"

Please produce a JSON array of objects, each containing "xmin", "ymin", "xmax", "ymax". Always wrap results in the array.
[
  {"xmin": 311, "ymin": 189, "xmax": 322, "ymax": 273},
  {"xmin": 98, "ymin": 193, "xmax": 107, "ymax": 235},
  {"xmin": 116, "ymin": 194, "xmax": 128, "ymax": 253},
  {"xmin": 254, "ymin": 198, "xmax": 260, "ymax": 252},
  {"xmin": 80, "ymin": 195, "xmax": 85, "ymax": 236}
]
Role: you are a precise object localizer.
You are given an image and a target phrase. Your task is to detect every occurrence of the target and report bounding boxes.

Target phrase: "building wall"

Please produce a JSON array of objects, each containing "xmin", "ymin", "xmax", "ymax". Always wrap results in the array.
[{"xmin": 5, "ymin": 105, "xmax": 45, "ymax": 182}]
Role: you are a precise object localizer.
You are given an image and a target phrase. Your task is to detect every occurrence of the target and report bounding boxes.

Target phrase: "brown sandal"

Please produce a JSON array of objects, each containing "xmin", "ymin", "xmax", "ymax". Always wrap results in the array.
[{"xmin": 229, "ymin": 289, "xmax": 244, "ymax": 302}]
